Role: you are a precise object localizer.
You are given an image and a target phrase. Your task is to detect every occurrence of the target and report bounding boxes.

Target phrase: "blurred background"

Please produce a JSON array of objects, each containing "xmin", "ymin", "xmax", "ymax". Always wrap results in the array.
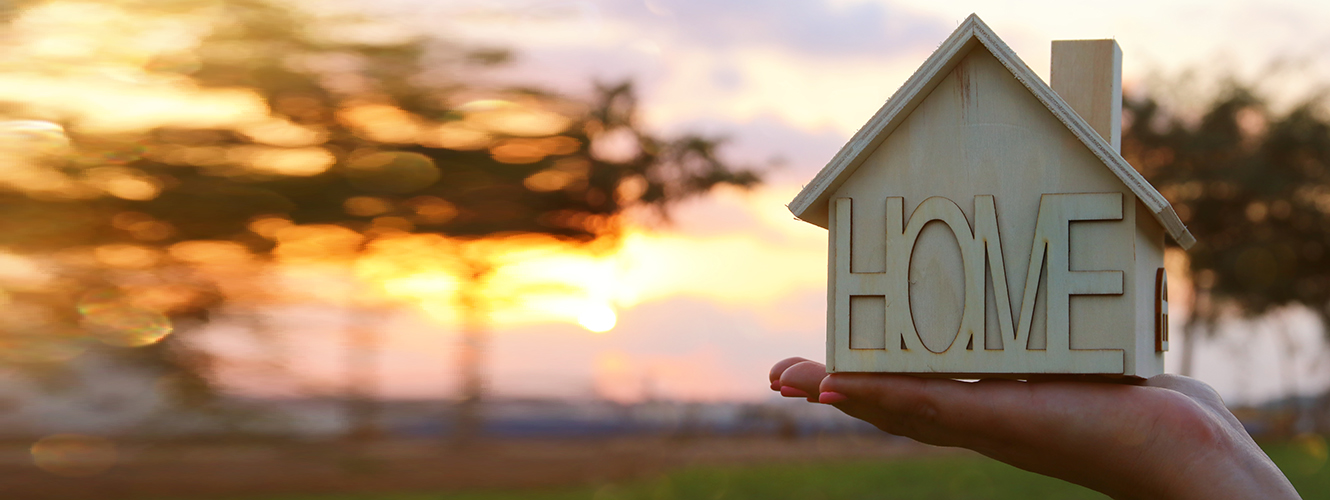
[{"xmin": 0, "ymin": 0, "xmax": 1329, "ymax": 498}]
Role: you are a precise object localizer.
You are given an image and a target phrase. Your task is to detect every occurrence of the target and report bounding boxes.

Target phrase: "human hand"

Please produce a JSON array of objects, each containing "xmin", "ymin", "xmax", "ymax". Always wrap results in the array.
[{"xmin": 769, "ymin": 357, "xmax": 1301, "ymax": 500}]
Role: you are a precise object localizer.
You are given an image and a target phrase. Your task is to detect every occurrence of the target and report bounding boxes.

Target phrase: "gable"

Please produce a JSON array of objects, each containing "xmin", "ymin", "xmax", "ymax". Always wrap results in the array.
[
  {"xmin": 788, "ymin": 14, "xmax": 1194, "ymax": 249},
  {"xmin": 834, "ymin": 47, "xmax": 1135, "ymax": 277},
  {"xmin": 835, "ymin": 47, "xmax": 1142, "ymax": 356}
]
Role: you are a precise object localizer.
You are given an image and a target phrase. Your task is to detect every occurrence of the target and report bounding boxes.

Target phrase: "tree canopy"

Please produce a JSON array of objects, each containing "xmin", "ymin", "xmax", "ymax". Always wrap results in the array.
[
  {"xmin": 0, "ymin": 0, "xmax": 759, "ymax": 403},
  {"xmin": 1124, "ymin": 84, "xmax": 1330, "ymax": 346}
]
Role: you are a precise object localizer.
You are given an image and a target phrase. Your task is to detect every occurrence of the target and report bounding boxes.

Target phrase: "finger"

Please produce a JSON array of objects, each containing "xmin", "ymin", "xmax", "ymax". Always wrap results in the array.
[
  {"xmin": 777, "ymin": 360, "xmax": 827, "ymax": 401},
  {"xmin": 768, "ymin": 357, "xmax": 812, "ymax": 390},
  {"xmin": 820, "ymin": 373, "xmax": 979, "ymax": 446},
  {"xmin": 1024, "ymin": 374, "xmax": 1143, "ymax": 384},
  {"xmin": 822, "ymin": 374, "xmax": 1138, "ymax": 451}
]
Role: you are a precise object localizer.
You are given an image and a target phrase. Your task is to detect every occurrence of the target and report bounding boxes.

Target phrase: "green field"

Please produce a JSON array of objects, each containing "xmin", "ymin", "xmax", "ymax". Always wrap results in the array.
[{"xmin": 221, "ymin": 438, "xmax": 1330, "ymax": 500}]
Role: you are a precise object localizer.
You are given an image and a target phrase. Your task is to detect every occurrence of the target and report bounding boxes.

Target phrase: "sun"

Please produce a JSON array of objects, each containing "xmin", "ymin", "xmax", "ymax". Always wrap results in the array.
[{"xmin": 577, "ymin": 303, "xmax": 617, "ymax": 333}]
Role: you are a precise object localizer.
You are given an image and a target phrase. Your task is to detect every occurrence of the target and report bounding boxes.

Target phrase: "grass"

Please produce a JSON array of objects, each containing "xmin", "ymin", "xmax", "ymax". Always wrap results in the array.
[
  {"xmin": 209, "ymin": 439, "xmax": 1330, "ymax": 500},
  {"xmin": 1265, "ymin": 435, "xmax": 1330, "ymax": 496}
]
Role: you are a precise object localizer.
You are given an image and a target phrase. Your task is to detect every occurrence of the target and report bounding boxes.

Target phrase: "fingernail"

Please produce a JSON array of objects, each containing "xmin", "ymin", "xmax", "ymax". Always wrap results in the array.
[
  {"xmin": 780, "ymin": 386, "xmax": 809, "ymax": 398},
  {"xmin": 818, "ymin": 392, "xmax": 849, "ymax": 404}
]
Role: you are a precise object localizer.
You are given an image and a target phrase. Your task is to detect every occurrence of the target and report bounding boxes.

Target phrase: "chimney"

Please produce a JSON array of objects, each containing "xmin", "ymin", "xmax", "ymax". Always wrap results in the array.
[{"xmin": 1050, "ymin": 40, "xmax": 1122, "ymax": 152}]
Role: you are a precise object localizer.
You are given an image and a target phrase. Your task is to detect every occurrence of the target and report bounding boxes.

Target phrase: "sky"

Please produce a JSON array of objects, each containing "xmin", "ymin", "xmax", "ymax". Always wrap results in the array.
[
  {"xmin": 169, "ymin": 0, "xmax": 1330, "ymax": 406},
  {"xmin": 5, "ymin": 0, "xmax": 1328, "ymax": 406}
]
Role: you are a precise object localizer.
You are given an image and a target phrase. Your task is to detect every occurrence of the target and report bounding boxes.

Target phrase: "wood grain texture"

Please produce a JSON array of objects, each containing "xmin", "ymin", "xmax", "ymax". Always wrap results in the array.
[
  {"xmin": 812, "ymin": 16, "xmax": 1183, "ymax": 377},
  {"xmin": 1051, "ymin": 40, "xmax": 1122, "ymax": 151},
  {"xmin": 850, "ymin": 296, "xmax": 887, "ymax": 349},
  {"xmin": 1132, "ymin": 200, "xmax": 1167, "ymax": 376},
  {"xmin": 830, "ymin": 194, "xmax": 1127, "ymax": 375},
  {"xmin": 788, "ymin": 14, "xmax": 1194, "ymax": 250}
]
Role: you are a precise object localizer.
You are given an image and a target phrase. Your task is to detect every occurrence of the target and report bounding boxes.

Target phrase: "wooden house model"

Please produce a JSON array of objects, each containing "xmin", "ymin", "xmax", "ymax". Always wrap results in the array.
[{"xmin": 788, "ymin": 15, "xmax": 1195, "ymax": 378}]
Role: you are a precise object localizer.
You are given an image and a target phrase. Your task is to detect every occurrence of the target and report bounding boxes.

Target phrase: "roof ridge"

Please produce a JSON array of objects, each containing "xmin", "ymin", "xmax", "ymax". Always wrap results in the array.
[{"xmin": 787, "ymin": 14, "xmax": 1195, "ymax": 249}]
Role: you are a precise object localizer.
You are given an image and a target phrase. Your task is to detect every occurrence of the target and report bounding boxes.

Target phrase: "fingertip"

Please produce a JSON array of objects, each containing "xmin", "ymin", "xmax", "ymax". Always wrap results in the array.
[
  {"xmin": 780, "ymin": 386, "xmax": 810, "ymax": 398},
  {"xmin": 769, "ymin": 356, "xmax": 812, "ymax": 383},
  {"xmin": 820, "ymin": 373, "xmax": 838, "ymax": 392},
  {"xmin": 819, "ymin": 391, "xmax": 849, "ymax": 404},
  {"xmin": 778, "ymin": 360, "xmax": 828, "ymax": 395},
  {"xmin": 820, "ymin": 372, "xmax": 853, "ymax": 394}
]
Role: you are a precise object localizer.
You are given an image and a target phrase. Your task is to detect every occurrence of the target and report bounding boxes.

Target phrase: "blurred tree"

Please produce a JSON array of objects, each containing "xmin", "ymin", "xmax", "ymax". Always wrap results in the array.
[
  {"xmin": 0, "ymin": 0, "xmax": 758, "ymax": 440},
  {"xmin": 1124, "ymin": 85, "xmax": 1330, "ymax": 381}
]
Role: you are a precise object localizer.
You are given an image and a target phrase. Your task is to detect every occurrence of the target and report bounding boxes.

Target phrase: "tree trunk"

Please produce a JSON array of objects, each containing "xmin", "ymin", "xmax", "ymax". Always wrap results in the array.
[
  {"xmin": 1273, "ymin": 312, "xmax": 1310, "ymax": 435},
  {"xmin": 452, "ymin": 276, "xmax": 488, "ymax": 446},
  {"xmin": 1180, "ymin": 286, "xmax": 1212, "ymax": 377},
  {"xmin": 345, "ymin": 308, "xmax": 381, "ymax": 441},
  {"xmin": 1179, "ymin": 319, "xmax": 1199, "ymax": 377}
]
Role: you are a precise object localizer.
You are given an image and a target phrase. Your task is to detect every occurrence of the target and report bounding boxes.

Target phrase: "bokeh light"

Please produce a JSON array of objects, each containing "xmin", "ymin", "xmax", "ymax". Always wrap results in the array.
[
  {"xmin": 83, "ymin": 166, "xmax": 161, "ymax": 200},
  {"xmin": 30, "ymin": 434, "xmax": 117, "ymax": 477},
  {"xmin": 0, "ymin": 120, "xmax": 71, "ymax": 157},
  {"xmin": 461, "ymin": 99, "xmax": 572, "ymax": 137},
  {"xmin": 239, "ymin": 145, "xmax": 336, "ymax": 176},
  {"xmin": 77, "ymin": 289, "xmax": 173, "ymax": 347},
  {"xmin": 1291, "ymin": 434, "xmax": 1329, "ymax": 475},
  {"xmin": 345, "ymin": 151, "xmax": 441, "ymax": 193}
]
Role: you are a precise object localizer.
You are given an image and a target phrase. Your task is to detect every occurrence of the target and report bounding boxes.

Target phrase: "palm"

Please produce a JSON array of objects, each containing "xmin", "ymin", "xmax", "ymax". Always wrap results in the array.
[{"xmin": 769, "ymin": 357, "xmax": 1298, "ymax": 500}]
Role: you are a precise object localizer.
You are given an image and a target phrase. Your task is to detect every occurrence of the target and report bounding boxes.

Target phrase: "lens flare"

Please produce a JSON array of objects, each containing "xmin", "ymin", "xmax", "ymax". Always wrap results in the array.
[
  {"xmin": 77, "ymin": 290, "xmax": 172, "ymax": 347},
  {"xmin": 577, "ymin": 303, "xmax": 616, "ymax": 333},
  {"xmin": 0, "ymin": 120, "xmax": 70, "ymax": 157},
  {"xmin": 30, "ymin": 434, "xmax": 117, "ymax": 477}
]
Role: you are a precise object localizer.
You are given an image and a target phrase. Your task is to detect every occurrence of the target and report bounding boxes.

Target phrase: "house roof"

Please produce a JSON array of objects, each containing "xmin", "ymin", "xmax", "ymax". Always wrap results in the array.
[{"xmin": 787, "ymin": 14, "xmax": 1195, "ymax": 250}]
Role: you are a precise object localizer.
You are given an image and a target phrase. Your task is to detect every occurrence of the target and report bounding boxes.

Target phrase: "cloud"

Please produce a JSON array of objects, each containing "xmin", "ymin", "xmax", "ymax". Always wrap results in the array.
[
  {"xmin": 405, "ymin": 0, "xmax": 948, "ymax": 57},
  {"xmin": 382, "ymin": 1, "xmax": 951, "ymax": 134},
  {"xmin": 662, "ymin": 114, "xmax": 850, "ymax": 180},
  {"xmin": 605, "ymin": 0, "xmax": 949, "ymax": 57}
]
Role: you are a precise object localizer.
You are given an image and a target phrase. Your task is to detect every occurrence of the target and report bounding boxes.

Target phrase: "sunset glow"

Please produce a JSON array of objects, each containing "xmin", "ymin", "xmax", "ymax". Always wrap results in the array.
[
  {"xmin": 577, "ymin": 303, "xmax": 617, "ymax": 333},
  {"xmin": 348, "ymin": 193, "xmax": 825, "ymax": 333},
  {"xmin": 4, "ymin": 0, "xmax": 1325, "ymax": 406}
]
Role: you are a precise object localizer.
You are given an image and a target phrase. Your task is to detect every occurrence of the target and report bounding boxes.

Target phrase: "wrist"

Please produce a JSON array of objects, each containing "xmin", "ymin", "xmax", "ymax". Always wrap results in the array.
[{"xmin": 1145, "ymin": 434, "xmax": 1299, "ymax": 500}]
